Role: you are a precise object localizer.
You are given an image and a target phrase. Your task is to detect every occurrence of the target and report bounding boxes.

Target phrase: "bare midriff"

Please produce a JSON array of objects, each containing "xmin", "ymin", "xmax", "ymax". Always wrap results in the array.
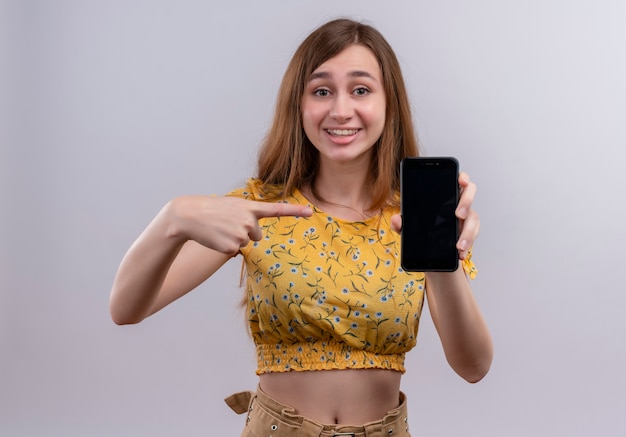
[{"xmin": 259, "ymin": 368, "xmax": 402, "ymax": 425}]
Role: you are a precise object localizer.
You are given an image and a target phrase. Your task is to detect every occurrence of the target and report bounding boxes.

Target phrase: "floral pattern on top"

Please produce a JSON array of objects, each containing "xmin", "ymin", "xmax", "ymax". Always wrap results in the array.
[{"xmin": 227, "ymin": 179, "xmax": 477, "ymax": 374}]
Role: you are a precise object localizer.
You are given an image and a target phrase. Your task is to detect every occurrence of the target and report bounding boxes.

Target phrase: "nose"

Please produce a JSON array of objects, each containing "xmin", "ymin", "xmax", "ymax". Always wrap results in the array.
[{"xmin": 329, "ymin": 93, "xmax": 353, "ymax": 122}]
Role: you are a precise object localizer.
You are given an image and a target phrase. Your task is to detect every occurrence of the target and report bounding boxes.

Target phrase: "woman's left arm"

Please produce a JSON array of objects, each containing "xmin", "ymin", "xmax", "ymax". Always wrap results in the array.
[
  {"xmin": 427, "ymin": 172, "xmax": 493, "ymax": 382},
  {"xmin": 392, "ymin": 172, "xmax": 493, "ymax": 382},
  {"xmin": 425, "ymin": 267, "xmax": 493, "ymax": 383}
]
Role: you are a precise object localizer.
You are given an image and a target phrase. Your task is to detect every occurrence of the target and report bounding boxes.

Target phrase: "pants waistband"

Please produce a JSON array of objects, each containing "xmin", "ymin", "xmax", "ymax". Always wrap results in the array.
[{"xmin": 225, "ymin": 385, "xmax": 411, "ymax": 436}]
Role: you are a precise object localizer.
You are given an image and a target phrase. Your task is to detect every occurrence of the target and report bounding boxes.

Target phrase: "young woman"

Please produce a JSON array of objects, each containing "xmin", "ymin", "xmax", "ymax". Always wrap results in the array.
[{"xmin": 110, "ymin": 18, "xmax": 493, "ymax": 436}]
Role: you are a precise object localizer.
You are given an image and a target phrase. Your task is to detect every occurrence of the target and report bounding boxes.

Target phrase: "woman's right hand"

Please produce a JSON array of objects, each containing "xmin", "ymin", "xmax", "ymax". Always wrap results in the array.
[
  {"xmin": 165, "ymin": 195, "xmax": 312, "ymax": 255},
  {"xmin": 110, "ymin": 195, "xmax": 312, "ymax": 324}
]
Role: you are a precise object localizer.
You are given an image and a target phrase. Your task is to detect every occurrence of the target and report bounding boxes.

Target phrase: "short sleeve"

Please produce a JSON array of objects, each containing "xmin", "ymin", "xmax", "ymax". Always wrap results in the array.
[{"xmin": 462, "ymin": 248, "xmax": 478, "ymax": 279}]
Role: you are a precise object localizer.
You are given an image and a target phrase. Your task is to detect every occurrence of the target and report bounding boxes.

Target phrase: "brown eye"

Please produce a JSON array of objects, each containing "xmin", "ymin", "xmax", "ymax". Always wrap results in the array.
[
  {"xmin": 314, "ymin": 89, "xmax": 330, "ymax": 97},
  {"xmin": 353, "ymin": 87, "xmax": 370, "ymax": 96}
]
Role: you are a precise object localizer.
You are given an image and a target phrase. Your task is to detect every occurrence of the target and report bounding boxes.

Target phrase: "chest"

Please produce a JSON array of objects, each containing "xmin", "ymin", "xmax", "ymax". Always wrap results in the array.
[{"xmin": 243, "ymin": 213, "xmax": 425, "ymax": 325}]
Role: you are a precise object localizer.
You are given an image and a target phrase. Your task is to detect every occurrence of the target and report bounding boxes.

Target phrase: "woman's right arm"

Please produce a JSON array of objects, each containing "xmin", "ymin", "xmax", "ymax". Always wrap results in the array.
[{"xmin": 109, "ymin": 195, "xmax": 312, "ymax": 325}]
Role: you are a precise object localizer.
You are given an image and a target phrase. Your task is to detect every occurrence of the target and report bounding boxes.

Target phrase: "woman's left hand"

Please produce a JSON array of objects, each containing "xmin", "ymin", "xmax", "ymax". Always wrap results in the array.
[
  {"xmin": 391, "ymin": 171, "xmax": 480, "ymax": 260},
  {"xmin": 455, "ymin": 172, "xmax": 479, "ymax": 260}
]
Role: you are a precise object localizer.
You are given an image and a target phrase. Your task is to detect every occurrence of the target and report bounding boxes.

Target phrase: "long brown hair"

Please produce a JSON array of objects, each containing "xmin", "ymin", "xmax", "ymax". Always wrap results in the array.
[{"xmin": 256, "ymin": 18, "xmax": 419, "ymax": 211}]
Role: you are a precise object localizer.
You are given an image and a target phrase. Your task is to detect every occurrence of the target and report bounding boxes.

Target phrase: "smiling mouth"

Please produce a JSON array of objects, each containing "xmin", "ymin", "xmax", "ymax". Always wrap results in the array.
[{"xmin": 325, "ymin": 129, "xmax": 360, "ymax": 136}]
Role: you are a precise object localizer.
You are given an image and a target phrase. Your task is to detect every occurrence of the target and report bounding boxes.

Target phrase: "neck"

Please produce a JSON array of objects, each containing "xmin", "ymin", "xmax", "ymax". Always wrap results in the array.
[{"xmin": 309, "ymin": 158, "xmax": 374, "ymax": 218}]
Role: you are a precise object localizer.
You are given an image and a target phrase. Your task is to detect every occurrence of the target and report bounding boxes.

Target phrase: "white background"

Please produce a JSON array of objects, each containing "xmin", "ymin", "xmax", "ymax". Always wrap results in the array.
[{"xmin": 2, "ymin": 0, "xmax": 625, "ymax": 435}]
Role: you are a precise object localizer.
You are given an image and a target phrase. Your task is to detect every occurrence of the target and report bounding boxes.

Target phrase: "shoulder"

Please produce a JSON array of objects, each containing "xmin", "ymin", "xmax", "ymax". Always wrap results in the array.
[{"xmin": 226, "ymin": 178, "xmax": 285, "ymax": 201}]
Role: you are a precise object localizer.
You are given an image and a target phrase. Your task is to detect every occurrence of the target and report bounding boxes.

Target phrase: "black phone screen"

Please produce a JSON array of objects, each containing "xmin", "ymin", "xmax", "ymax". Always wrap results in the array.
[{"xmin": 400, "ymin": 157, "xmax": 459, "ymax": 272}]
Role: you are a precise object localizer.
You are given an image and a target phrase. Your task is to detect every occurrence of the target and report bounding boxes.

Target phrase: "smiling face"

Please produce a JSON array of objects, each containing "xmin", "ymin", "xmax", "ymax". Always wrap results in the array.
[{"xmin": 301, "ymin": 44, "xmax": 386, "ymax": 168}]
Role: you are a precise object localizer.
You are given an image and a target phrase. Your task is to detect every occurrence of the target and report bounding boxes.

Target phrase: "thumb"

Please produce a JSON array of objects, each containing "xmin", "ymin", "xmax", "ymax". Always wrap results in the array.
[
  {"xmin": 390, "ymin": 214, "xmax": 402, "ymax": 234},
  {"xmin": 251, "ymin": 201, "xmax": 313, "ymax": 219}
]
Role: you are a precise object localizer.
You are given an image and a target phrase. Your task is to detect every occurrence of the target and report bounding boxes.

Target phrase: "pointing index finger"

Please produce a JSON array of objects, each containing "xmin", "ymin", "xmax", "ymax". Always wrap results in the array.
[{"xmin": 251, "ymin": 201, "xmax": 313, "ymax": 219}]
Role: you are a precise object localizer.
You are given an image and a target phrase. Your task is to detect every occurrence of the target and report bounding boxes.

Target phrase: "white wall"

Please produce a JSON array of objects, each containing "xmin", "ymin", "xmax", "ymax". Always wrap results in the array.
[{"xmin": 2, "ymin": 0, "xmax": 625, "ymax": 435}]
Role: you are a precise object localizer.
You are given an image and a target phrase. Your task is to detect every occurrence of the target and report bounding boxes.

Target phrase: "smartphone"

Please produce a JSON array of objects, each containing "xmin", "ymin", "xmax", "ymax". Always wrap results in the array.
[{"xmin": 400, "ymin": 157, "xmax": 460, "ymax": 272}]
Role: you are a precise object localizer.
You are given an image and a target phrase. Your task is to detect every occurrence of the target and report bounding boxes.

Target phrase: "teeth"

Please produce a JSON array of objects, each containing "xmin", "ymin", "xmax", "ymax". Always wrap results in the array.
[{"xmin": 327, "ymin": 129, "xmax": 359, "ymax": 136}]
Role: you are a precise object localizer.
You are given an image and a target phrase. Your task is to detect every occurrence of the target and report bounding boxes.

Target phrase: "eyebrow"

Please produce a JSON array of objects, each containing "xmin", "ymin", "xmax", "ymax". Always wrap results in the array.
[{"xmin": 308, "ymin": 70, "xmax": 377, "ymax": 82}]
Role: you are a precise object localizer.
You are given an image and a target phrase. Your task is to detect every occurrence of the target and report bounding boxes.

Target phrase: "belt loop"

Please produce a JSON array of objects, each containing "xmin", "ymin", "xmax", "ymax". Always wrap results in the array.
[{"xmin": 363, "ymin": 422, "xmax": 382, "ymax": 437}]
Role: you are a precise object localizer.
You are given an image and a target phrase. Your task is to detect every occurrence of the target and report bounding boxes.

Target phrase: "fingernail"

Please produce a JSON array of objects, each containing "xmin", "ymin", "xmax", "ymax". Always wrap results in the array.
[
  {"xmin": 458, "ymin": 207, "xmax": 467, "ymax": 218},
  {"xmin": 458, "ymin": 239, "xmax": 469, "ymax": 251}
]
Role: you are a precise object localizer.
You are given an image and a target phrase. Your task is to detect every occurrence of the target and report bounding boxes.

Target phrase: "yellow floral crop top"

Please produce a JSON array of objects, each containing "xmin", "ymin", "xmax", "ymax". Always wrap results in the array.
[{"xmin": 228, "ymin": 179, "xmax": 477, "ymax": 375}]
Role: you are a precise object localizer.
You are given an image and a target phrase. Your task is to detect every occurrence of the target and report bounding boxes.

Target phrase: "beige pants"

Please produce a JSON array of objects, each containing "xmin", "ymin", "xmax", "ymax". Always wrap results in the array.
[{"xmin": 225, "ymin": 385, "xmax": 411, "ymax": 437}]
